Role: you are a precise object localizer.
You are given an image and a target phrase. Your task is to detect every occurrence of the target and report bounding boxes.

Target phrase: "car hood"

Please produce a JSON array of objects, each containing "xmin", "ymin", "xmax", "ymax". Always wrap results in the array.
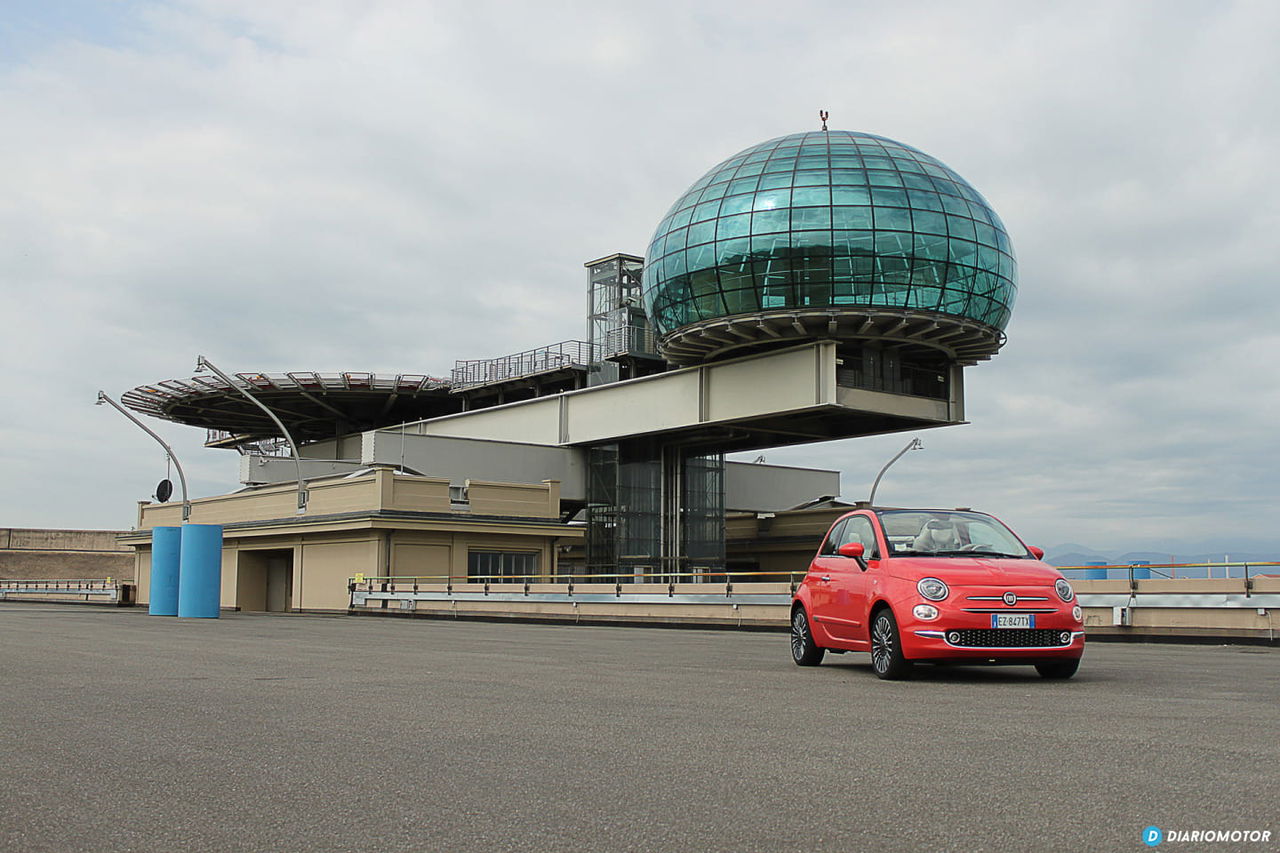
[{"xmin": 888, "ymin": 557, "xmax": 1062, "ymax": 587}]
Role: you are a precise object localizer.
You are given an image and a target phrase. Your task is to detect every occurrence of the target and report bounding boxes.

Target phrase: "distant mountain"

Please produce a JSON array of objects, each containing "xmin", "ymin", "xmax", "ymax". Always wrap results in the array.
[
  {"xmin": 1047, "ymin": 551, "xmax": 1111, "ymax": 568},
  {"xmin": 1043, "ymin": 544, "xmax": 1280, "ymax": 577},
  {"xmin": 1044, "ymin": 543, "xmax": 1108, "ymax": 561}
]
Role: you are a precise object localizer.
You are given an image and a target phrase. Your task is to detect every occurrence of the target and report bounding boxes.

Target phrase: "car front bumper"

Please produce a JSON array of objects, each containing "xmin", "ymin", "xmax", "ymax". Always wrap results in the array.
[{"xmin": 908, "ymin": 628, "xmax": 1084, "ymax": 660}]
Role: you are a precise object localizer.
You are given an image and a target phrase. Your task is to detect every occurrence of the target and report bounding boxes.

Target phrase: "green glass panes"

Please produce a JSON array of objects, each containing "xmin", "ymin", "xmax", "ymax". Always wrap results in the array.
[{"xmin": 643, "ymin": 129, "xmax": 1016, "ymax": 335}]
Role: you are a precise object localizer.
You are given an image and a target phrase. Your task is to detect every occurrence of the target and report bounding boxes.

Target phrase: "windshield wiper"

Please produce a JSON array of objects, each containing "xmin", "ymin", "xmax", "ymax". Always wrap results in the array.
[{"xmin": 930, "ymin": 550, "xmax": 1027, "ymax": 559}]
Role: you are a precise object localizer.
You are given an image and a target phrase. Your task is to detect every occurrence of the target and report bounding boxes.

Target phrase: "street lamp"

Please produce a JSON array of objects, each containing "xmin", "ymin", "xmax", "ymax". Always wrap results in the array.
[
  {"xmin": 96, "ymin": 391, "xmax": 192, "ymax": 521},
  {"xmin": 195, "ymin": 355, "xmax": 308, "ymax": 513},
  {"xmin": 868, "ymin": 437, "xmax": 923, "ymax": 506}
]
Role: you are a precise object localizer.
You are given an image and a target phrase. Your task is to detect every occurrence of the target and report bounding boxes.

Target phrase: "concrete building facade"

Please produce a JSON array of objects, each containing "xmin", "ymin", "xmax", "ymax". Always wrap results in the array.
[{"xmin": 120, "ymin": 470, "xmax": 576, "ymax": 612}]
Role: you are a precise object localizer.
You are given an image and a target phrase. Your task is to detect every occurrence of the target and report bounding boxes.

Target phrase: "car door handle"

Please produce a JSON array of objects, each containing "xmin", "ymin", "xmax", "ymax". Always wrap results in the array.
[{"xmin": 821, "ymin": 575, "xmax": 831, "ymax": 582}]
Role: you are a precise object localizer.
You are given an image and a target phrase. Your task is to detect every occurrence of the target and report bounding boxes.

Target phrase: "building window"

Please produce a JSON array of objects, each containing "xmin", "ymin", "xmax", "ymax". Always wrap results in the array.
[{"xmin": 468, "ymin": 550, "xmax": 540, "ymax": 583}]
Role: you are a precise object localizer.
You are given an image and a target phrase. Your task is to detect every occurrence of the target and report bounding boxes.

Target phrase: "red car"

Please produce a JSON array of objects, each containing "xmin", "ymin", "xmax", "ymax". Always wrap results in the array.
[{"xmin": 790, "ymin": 507, "xmax": 1084, "ymax": 679}]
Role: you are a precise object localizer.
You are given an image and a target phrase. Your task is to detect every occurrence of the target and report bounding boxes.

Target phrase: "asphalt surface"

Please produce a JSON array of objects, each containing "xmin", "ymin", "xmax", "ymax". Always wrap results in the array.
[{"xmin": 0, "ymin": 604, "xmax": 1276, "ymax": 853}]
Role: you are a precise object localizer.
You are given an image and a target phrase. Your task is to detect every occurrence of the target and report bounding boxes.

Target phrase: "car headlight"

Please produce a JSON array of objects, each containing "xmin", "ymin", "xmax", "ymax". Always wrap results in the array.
[
  {"xmin": 917, "ymin": 577, "xmax": 949, "ymax": 601},
  {"xmin": 1055, "ymin": 579, "xmax": 1075, "ymax": 602}
]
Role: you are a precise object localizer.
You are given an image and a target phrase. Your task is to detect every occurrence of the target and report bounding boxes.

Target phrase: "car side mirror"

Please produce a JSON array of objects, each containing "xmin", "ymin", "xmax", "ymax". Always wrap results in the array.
[
  {"xmin": 838, "ymin": 542, "xmax": 868, "ymax": 570},
  {"xmin": 1028, "ymin": 546, "xmax": 1045, "ymax": 560}
]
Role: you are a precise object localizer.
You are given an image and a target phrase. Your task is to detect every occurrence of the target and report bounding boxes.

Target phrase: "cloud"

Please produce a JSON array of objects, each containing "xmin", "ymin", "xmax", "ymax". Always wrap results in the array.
[{"xmin": 1, "ymin": 0, "xmax": 1277, "ymax": 549}]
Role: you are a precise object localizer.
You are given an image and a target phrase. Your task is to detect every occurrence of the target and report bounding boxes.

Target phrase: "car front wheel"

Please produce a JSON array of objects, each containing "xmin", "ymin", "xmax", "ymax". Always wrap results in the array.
[
  {"xmin": 790, "ymin": 606, "xmax": 825, "ymax": 667},
  {"xmin": 870, "ymin": 609, "xmax": 913, "ymax": 680},
  {"xmin": 1035, "ymin": 658, "xmax": 1080, "ymax": 679}
]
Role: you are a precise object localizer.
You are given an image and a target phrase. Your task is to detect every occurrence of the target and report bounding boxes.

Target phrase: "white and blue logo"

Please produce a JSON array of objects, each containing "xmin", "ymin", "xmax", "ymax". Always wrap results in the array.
[{"xmin": 1143, "ymin": 826, "xmax": 1163, "ymax": 847}]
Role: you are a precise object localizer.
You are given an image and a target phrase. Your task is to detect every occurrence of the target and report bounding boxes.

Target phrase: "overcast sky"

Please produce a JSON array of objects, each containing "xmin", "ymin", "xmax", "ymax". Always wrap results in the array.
[{"xmin": 1, "ymin": 0, "xmax": 1277, "ymax": 551}]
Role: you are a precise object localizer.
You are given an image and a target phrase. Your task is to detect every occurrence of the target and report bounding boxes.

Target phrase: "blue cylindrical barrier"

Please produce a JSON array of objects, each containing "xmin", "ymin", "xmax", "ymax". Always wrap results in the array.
[
  {"xmin": 1083, "ymin": 560, "xmax": 1108, "ymax": 581},
  {"xmin": 1129, "ymin": 560, "xmax": 1151, "ymax": 580},
  {"xmin": 149, "ymin": 526, "xmax": 182, "ymax": 616},
  {"xmin": 178, "ymin": 524, "xmax": 224, "ymax": 618}
]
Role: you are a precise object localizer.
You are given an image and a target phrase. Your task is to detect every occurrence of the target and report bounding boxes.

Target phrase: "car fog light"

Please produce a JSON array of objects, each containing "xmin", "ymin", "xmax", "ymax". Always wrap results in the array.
[
  {"xmin": 1072, "ymin": 605, "xmax": 1082, "ymax": 621},
  {"xmin": 1059, "ymin": 631, "xmax": 1072, "ymax": 645},
  {"xmin": 946, "ymin": 631, "xmax": 961, "ymax": 644},
  {"xmin": 912, "ymin": 604, "xmax": 939, "ymax": 621}
]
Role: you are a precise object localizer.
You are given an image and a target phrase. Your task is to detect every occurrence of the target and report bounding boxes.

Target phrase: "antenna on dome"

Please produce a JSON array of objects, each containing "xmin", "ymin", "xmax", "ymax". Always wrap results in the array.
[{"xmin": 819, "ymin": 110, "xmax": 829, "ymax": 131}]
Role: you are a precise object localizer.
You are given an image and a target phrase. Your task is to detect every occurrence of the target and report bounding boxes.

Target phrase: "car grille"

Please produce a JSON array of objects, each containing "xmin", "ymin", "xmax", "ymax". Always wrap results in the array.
[{"xmin": 947, "ymin": 629, "xmax": 1070, "ymax": 648}]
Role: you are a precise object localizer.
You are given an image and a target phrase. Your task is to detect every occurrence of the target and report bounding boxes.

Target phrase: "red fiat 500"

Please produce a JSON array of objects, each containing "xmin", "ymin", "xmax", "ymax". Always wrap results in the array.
[{"xmin": 790, "ymin": 507, "xmax": 1084, "ymax": 680}]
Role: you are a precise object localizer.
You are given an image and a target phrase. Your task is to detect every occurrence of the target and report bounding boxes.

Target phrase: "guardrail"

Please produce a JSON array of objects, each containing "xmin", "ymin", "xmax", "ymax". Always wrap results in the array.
[
  {"xmin": 349, "ymin": 570, "xmax": 806, "ymax": 605},
  {"xmin": 347, "ymin": 568, "xmax": 1280, "ymax": 639},
  {"xmin": 1057, "ymin": 561, "xmax": 1280, "ymax": 592},
  {"xmin": 451, "ymin": 340, "xmax": 595, "ymax": 389},
  {"xmin": 0, "ymin": 579, "xmax": 134, "ymax": 606}
]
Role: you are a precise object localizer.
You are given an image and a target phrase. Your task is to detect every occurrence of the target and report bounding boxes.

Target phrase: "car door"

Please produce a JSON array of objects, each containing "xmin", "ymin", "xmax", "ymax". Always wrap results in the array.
[
  {"xmin": 806, "ymin": 518, "xmax": 848, "ymax": 642},
  {"xmin": 809, "ymin": 517, "xmax": 864, "ymax": 644},
  {"xmin": 823, "ymin": 514, "xmax": 881, "ymax": 646}
]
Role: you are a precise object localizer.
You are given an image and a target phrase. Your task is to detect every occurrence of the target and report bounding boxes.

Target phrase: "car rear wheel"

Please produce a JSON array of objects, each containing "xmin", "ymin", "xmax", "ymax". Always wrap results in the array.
[
  {"xmin": 870, "ymin": 609, "xmax": 913, "ymax": 680},
  {"xmin": 790, "ymin": 607, "xmax": 825, "ymax": 666},
  {"xmin": 1035, "ymin": 658, "xmax": 1080, "ymax": 679}
]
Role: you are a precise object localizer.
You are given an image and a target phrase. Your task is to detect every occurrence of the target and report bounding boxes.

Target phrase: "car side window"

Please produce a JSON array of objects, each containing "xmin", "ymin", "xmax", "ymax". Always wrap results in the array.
[
  {"xmin": 819, "ymin": 519, "xmax": 847, "ymax": 556},
  {"xmin": 841, "ymin": 515, "xmax": 880, "ymax": 560}
]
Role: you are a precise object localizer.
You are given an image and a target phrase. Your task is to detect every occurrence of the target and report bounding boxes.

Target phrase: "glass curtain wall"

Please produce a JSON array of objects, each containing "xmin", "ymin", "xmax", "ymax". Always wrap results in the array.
[
  {"xmin": 586, "ymin": 442, "xmax": 662, "ymax": 580},
  {"xmin": 642, "ymin": 130, "xmax": 1017, "ymax": 337},
  {"xmin": 586, "ymin": 440, "xmax": 725, "ymax": 581},
  {"xmin": 679, "ymin": 451, "xmax": 725, "ymax": 578}
]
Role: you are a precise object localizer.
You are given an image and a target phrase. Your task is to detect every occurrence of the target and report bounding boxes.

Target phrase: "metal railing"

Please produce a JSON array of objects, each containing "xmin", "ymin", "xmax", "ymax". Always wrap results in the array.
[
  {"xmin": 0, "ymin": 578, "xmax": 132, "ymax": 605},
  {"xmin": 205, "ymin": 429, "xmax": 292, "ymax": 456},
  {"xmin": 451, "ymin": 340, "xmax": 595, "ymax": 390},
  {"xmin": 595, "ymin": 324, "xmax": 656, "ymax": 359},
  {"xmin": 349, "ymin": 569, "xmax": 808, "ymax": 606},
  {"xmin": 349, "ymin": 565, "xmax": 1280, "ymax": 620},
  {"xmin": 1057, "ymin": 561, "xmax": 1280, "ymax": 592}
]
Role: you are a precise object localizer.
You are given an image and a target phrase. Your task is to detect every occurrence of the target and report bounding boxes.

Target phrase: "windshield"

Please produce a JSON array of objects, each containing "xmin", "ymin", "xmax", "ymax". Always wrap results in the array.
[{"xmin": 876, "ymin": 510, "xmax": 1030, "ymax": 558}]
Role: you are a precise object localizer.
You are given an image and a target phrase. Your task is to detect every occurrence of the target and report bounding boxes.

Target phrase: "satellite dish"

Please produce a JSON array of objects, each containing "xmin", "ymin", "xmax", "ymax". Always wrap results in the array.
[{"xmin": 155, "ymin": 479, "xmax": 174, "ymax": 503}]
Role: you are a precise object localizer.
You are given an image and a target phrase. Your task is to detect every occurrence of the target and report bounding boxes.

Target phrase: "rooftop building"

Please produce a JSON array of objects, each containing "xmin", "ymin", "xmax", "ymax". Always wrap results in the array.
[{"xmin": 115, "ymin": 126, "xmax": 1018, "ymax": 605}]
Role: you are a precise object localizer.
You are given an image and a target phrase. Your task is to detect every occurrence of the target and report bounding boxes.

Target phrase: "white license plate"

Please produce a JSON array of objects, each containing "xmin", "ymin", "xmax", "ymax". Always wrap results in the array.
[{"xmin": 992, "ymin": 613, "xmax": 1034, "ymax": 629}]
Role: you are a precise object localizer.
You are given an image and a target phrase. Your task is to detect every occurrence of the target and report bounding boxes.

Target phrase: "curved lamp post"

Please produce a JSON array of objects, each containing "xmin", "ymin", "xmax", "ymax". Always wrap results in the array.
[
  {"xmin": 868, "ymin": 437, "xmax": 923, "ymax": 507},
  {"xmin": 96, "ymin": 391, "xmax": 192, "ymax": 521},
  {"xmin": 195, "ymin": 355, "xmax": 308, "ymax": 513}
]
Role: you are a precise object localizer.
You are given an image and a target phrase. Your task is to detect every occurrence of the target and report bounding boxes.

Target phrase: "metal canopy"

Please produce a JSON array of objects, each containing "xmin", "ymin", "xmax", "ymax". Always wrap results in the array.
[{"xmin": 121, "ymin": 372, "xmax": 460, "ymax": 445}]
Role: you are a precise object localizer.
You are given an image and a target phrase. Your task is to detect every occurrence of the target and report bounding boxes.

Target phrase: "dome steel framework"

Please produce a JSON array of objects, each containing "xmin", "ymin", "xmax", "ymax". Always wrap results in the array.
[{"xmin": 642, "ymin": 130, "xmax": 1017, "ymax": 365}]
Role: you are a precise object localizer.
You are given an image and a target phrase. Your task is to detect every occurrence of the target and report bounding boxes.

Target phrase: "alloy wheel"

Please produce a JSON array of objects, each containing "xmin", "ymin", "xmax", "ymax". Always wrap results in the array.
[
  {"xmin": 791, "ymin": 610, "xmax": 808, "ymax": 661},
  {"xmin": 871, "ymin": 615, "xmax": 894, "ymax": 673}
]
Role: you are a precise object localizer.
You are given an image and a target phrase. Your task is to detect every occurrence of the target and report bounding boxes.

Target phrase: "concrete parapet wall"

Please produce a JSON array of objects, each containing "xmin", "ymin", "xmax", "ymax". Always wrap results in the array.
[
  {"xmin": 0, "ymin": 528, "xmax": 133, "ymax": 580},
  {"xmin": 136, "ymin": 470, "xmax": 561, "ymax": 529},
  {"xmin": 3, "ymin": 529, "xmax": 129, "ymax": 552}
]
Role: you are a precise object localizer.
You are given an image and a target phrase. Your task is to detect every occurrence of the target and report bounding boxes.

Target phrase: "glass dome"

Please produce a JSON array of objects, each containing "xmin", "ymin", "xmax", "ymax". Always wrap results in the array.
[{"xmin": 642, "ymin": 130, "xmax": 1016, "ymax": 358}]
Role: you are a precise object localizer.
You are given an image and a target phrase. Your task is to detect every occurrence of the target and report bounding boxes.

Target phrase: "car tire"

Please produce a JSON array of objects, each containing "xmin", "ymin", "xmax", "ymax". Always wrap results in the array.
[
  {"xmin": 790, "ymin": 606, "xmax": 825, "ymax": 667},
  {"xmin": 869, "ymin": 609, "xmax": 913, "ymax": 680},
  {"xmin": 1035, "ymin": 658, "xmax": 1080, "ymax": 679}
]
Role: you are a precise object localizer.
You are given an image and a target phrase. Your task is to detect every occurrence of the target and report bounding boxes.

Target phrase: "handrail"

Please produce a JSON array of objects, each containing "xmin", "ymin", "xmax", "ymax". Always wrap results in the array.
[
  {"xmin": 1057, "ymin": 561, "xmax": 1280, "ymax": 570},
  {"xmin": 347, "ymin": 569, "xmax": 811, "ymax": 602},
  {"xmin": 451, "ymin": 340, "xmax": 596, "ymax": 389},
  {"xmin": 1, "ymin": 578, "xmax": 126, "ymax": 585},
  {"xmin": 1, "ymin": 578, "xmax": 130, "ymax": 605},
  {"xmin": 353, "ymin": 563, "xmax": 1280, "ymax": 585},
  {"xmin": 1056, "ymin": 560, "xmax": 1280, "ymax": 580},
  {"xmin": 349, "ymin": 569, "xmax": 807, "ymax": 584}
]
